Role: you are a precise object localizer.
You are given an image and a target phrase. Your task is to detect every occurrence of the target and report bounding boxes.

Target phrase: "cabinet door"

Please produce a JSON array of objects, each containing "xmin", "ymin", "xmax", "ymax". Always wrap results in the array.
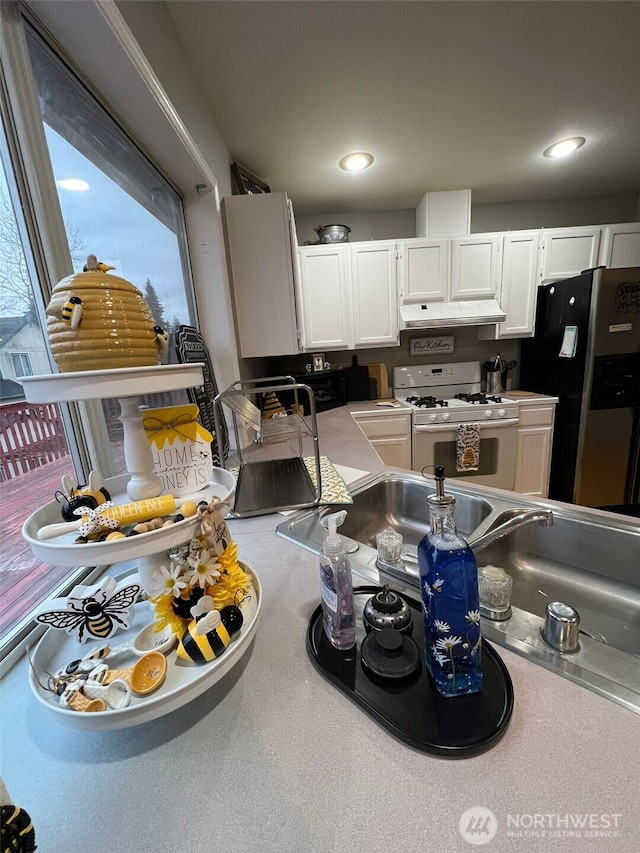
[
  {"xmin": 222, "ymin": 192, "xmax": 299, "ymax": 357},
  {"xmin": 298, "ymin": 246, "xmax": 351, "ymax": 350},
  {"xmin": 599, "ymin": 222, "xmax": 640, "ymax": 268},
  {"xmin": 371, "ymin": 436, "xmax": 411, "ymax": 469},
  {"xmin": 514, "ymin": 426, "xmax": 553, "ymax": 497},
  {"xmin": 350, "ymin": 242, "xmax": 399, "ymax": 347},
  {"xmin": 398, "ymin": 239, "xmax": 449, "ymax": 302},
  {"xmin": 540, "ymin": 227, "xmax": 601, "ymax": 282},
  {"xmin": 352, "ymin": 411, "xmax": 411, "ymax": 469},
  {"xmin": 451, "ymin": 235, "xmax": 501, "ymax": 298},
  {"xmin": 496, "ymin": 231, "xmax": 541, "ymax": 338}
]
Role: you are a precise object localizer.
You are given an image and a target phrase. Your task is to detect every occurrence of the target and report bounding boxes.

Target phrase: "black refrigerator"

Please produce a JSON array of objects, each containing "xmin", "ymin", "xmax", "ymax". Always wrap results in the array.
[{"xmin": 520, "ymin": 266, "xmax": 640, "ymax": 511}]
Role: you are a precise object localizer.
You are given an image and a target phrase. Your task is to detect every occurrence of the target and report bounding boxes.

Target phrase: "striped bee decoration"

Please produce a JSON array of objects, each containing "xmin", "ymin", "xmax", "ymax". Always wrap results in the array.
[{"xmin": 176, "ymin": 605, "xmax": 243, "ymax": 664}]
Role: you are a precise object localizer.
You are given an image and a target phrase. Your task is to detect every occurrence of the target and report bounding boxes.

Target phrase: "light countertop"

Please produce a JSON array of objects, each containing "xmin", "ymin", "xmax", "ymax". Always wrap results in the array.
[{"xmin": 1, "ymin": 405, "xmax": 638, "ymax": 853}]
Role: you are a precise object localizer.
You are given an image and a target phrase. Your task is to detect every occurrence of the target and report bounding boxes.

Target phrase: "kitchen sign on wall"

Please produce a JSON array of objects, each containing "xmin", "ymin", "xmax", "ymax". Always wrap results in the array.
[{"xmin": 409, "ymin": 336, "xmax": 455, "ymax": 357}]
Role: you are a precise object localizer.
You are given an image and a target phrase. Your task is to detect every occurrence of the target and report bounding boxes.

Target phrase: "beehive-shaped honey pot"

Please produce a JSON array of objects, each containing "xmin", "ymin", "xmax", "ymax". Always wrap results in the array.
[{"xmin": 46, "ymin": 255, "xmax": 168, "ymax": 372}]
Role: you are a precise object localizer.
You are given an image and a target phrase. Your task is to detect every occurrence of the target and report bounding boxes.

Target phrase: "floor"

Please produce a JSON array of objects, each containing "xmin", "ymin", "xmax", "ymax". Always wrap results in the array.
[{"xmin": 0, "ymin": 456, "xmax": 75, "ymax": 634}]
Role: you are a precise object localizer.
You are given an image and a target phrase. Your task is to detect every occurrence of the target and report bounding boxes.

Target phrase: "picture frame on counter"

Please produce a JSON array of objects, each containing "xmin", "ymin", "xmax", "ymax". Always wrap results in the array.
[
  {"xmin": 409, "ymin": 335, "xmax": 455, "ymax": 357},
  {"xmin": 312, "ymin": 353, "xmax": 325, "ymax": 372}
]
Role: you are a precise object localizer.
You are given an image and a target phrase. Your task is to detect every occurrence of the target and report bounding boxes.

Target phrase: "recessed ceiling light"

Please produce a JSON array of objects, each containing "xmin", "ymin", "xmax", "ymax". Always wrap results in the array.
[
  {"xmin": 57, "ymin": 178, "xmax": 90, "ymax": 191},
  {"xmin": 339, "ymin": 152, "xmax": 374, "ymax": 172},
  {"xmin": 543, "ymin": 137, "xmax": 586, "ymax": 159}
]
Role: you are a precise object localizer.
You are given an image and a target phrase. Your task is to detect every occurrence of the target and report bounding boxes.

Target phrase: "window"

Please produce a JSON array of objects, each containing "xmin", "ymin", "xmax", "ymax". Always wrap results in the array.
[
  {"xmin": 0, "ymin": 10, "xmax": 200, "ymax": 661},
  {"xmin": 10, "ymin": 352, "xmax": 32, "ymax": 377}
]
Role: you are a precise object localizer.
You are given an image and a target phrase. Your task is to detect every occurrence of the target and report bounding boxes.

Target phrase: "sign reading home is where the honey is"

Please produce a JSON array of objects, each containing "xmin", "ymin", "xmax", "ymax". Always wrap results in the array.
[{"xmin": 143, "ymin": 404, "xmax": 213, "ymax": 496}]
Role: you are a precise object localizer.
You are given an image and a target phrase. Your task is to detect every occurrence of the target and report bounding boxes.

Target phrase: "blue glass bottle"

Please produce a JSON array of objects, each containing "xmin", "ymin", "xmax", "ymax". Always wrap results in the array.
[{"xmin": 418, "ymin": 467, "xmax": 482, "ymax": 697}]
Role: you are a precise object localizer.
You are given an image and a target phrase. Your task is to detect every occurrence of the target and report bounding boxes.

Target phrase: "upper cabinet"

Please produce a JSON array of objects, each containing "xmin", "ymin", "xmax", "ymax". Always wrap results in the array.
[
  {"xmin": 599, "ymin": 222, "xmax": 640, "ymax": 268},
  {"xmin": 479, "ymin": 230, "xmax": 541, "ymax": 341},
  {"xmin": 297, "ymin": 242, "xmax": 399, "ymax": 351},
  {"xmin": 398, "ymin": 239, "xmax": 449, "ymax": 302},
  {"xmin": 350, "ymin": 242, "xmax": 399, "ymax": 348},
  {"xmin": 398, "ymin": 234, "xmax": 499, "ymax": 304},
  {"xmin": 297, "ymin": 245, "xmax": 352, "ymax": 350},
  {"xmin": 539, "ymin": 226, "xmax": 601, "ymax": 282},
  {"xmin": 222, "ymin": 192, "xmax": 300, "ymax": 358},
  {"xmin": 451, "ymin": 234, "xmax": 501, "ymax": 298}
]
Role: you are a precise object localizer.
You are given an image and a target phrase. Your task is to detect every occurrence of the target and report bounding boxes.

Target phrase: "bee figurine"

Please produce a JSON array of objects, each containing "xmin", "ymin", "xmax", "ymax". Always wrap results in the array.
[
  {"xmin": 56, "ymin": 470, "xmax": 111, "ymax": 522},
  {"xmin": 176, "ymin": 603, "xmax": 244, "ymax": 664},
  {"xmin": 35, "ymin": 577, "xmax": 141, "ymax": 644},
  {"xmin": 61, "ymin": 295, "xmax": 82, "ymax": 329},
  {"xmin": 154, "ymin": 325, "xmax": 169, "ymax": 353}
]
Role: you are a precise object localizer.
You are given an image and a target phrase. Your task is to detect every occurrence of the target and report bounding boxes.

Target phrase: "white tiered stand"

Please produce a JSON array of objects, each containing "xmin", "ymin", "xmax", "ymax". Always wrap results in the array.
[
  {"xmin": 21, "ymin": 364, "xmax": 261, "ymax": 730},
  {"xmin": 21, "ymin": 363, "xmax": 233, "ymax": 593}
]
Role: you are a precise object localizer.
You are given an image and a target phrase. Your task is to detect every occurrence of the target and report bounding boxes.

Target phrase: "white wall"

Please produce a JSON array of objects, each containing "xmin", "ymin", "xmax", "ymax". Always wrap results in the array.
[
  {"xmin": 296, "ymin": 210, "xmax": 415, "ymax": 245},
  {"xmin": 471, "ymin": 194, "xmax": 640, "ymax": 233},
  {"xmin": 296, "ymin": 194, "xmax": 639, "ymax": 243}
]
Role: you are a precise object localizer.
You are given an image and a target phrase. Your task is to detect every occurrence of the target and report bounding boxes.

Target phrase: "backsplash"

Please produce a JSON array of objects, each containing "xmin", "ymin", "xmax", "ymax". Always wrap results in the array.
[{"xmin": 263, "ymin": 328, "xmax": 520, "ymax": 396}]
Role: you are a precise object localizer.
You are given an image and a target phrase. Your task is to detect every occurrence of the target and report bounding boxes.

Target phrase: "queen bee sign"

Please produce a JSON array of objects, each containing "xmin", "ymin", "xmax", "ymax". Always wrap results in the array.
[{"xmin": 143, "ymin": 404, "xmax": 213, "ymax": 496}]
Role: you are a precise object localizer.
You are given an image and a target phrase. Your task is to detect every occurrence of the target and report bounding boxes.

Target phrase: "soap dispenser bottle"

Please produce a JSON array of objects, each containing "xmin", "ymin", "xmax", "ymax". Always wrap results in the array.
[
  {"xmin": 418, "ymin": 467, "xmax": 482, "ymax": 697},
  {"xmin": 319, "ymin": 510, "xmax": 355, "ymax": 650}
]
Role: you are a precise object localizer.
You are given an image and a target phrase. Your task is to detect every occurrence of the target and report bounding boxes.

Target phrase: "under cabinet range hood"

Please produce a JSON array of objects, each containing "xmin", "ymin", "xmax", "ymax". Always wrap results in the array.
[{"xmin": 399, "ymin": 299, "xmax": 506, "ymax": 329}]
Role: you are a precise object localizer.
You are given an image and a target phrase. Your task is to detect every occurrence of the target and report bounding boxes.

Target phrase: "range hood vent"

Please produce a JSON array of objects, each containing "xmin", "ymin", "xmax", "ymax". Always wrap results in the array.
[{"xmin": 399, "ymin": 299, "xmax": 506, "ymax": 329}]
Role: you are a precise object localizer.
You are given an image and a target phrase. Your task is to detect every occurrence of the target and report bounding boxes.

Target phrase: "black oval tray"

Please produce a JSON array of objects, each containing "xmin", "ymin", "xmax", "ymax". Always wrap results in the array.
[{"xmin": 306, "ymin": 585, "xmax": 514, "ymax": 758}]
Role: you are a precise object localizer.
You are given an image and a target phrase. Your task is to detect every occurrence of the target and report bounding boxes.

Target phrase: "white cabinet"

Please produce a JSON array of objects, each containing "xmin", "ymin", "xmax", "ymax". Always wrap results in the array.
[
  {"xmin": 513, "ymin": 399, "xmax": 557, "ymax": 497},
  {"xmin": 599, "ymin": 222, "xmax": 640, "ymax": 268},
  {"xmin": 297, "ymin": 245, "xmax": 352, "ymax": 350},
  {"xmin": 479, "ymin": 231, "xmax": 541, "ymax": 341},
  {"xmin": 297, "ymin": 242, "xmax": 398, "ymax": 351},
  {"xmin": 398, "ymin": 234, "xmax": 499, "ymax": 305},
  {"xmin": 451, "ymin": 234, "xmax": 501, "ymax": 298},
  {"xmin": 398, "ymin": 239, "xmax": 449, "ymax": 302},
  {"xmin": 351, "ymin": 410, "xmax": 411, "ymax": 469},
  {"xmin": 222, "ymin": 192, "xmax": 300, "ymax": 358},
  {"xmin": 539, "ymin": 226, "xmax": 601, "ymax": 283},
  {"xmin": 351, "ymin": 242, "xmax": 399, "ymax": 348}
]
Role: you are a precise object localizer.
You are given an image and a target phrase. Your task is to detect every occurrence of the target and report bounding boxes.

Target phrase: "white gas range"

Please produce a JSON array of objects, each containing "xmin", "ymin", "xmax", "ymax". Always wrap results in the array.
[{"xmin": 393, "ymin": 362, "xmax": 520, "ymax": 488}]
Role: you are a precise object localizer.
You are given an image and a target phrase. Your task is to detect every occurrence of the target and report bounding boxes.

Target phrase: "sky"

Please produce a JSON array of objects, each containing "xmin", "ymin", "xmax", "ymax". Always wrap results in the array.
[{"xmin": 46, "ymin": 127, "xmax": 192, "ymax": 326}]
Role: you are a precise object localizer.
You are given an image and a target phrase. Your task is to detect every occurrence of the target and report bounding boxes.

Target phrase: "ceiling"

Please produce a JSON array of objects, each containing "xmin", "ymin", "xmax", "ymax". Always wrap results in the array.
[{"xmin": 165, "ymin": 1, "xmax": 640, "ymax": 216}]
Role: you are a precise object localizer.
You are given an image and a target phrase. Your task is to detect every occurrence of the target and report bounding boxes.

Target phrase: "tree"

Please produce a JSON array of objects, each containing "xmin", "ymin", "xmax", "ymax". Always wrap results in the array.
[
  {"xmin": 0, "ymin": 184, "xmax": 87, "ymax": 316},
  {"xmin": 143, "ymin": 278, "xmax": 166, "ymax": 327}
]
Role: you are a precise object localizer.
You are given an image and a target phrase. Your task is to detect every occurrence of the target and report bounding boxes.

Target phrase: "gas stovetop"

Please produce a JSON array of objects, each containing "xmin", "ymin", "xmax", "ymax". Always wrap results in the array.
[
  {"xmin": 394, "ymin": 362, "xmax": 519, "ymax": 425},
  {"xmin": 405, "ymin": 392, "xmax": 507, "ymax": 409}
]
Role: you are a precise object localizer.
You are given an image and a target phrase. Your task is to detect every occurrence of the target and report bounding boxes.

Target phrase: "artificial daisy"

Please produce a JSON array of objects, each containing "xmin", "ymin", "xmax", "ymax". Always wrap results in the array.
[
  {"xmin": 149, "ymin": 563, "xmax": 188, "ymax": 598},
  {"xmin": 184, "ymin": 548, "xmax": 221, "ymax": 589},
  {"xmin": 465, "ymin": 609, "xmax": 481, "ymax": 624},
  {"xmin": 433, "ymin": 620, "xmax": 450, "ymax": 633}
]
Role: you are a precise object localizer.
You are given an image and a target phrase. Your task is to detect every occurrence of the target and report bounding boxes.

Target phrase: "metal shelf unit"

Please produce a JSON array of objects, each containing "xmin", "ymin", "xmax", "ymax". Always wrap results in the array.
[{"xmin": 214, "ymin": 376, "xmax": 321, "ymax": 517}]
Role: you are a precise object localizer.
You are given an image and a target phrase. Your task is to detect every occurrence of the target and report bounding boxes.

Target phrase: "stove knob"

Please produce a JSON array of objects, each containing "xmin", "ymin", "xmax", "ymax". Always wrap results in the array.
[
  {"xmin": 498, "ymin": 408, "xmax": 506, "ymax": 418},
  {"xmin": 428, "ymin": 413, "xmax": 437, "ymax": 422},
  {"xmin": 484, "ymin": 409, "xmax": 493, "ymax": 418},
  {"xmin": 442, "ymin": 412, "xmax": 450, "ymax": 422}
]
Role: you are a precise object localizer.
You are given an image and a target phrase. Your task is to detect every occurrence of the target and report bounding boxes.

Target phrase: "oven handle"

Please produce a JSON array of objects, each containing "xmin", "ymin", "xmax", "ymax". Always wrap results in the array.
[{"xmin": 414, "ymin": 418, "xmax": 520, "ymax": 433}]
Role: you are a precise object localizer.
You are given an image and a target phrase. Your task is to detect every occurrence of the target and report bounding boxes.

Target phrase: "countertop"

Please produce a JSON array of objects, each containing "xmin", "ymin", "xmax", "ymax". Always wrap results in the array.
[{"xmin": 1, "ymin": 405, "xmax": 638, "ymax": 853}]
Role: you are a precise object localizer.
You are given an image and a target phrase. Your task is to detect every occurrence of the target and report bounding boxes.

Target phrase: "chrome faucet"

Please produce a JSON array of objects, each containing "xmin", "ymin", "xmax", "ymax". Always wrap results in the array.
[{"xmin": 468, "ymin": 509, "xmax": 554, "ymax": 554}]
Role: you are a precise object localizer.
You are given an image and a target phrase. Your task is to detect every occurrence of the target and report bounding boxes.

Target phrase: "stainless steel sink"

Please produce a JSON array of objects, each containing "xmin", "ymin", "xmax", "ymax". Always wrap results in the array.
[
  {"xmin": 277, "ymin": 469, "xmax": 640, "ymax": 714},
  {"xmin": 338, "ymin": 474, "xmax": 493, "ymax": 549}
]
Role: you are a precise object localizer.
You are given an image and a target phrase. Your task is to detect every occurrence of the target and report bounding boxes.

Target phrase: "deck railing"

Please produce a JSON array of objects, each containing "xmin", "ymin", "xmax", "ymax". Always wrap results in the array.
[{"xmin": 0, "ymin": 400, "xmax": 69, "ymax": 481}]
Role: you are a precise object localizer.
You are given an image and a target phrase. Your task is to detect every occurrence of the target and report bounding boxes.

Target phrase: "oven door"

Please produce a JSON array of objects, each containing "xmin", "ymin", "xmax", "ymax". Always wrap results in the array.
[{"xmin": 413, "ymin": 418, "xmax": 519, "ymax": 489}]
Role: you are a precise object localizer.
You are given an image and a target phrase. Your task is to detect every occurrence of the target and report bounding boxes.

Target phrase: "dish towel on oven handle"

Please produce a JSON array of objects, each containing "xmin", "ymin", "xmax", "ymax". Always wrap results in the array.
[{"xmin": 456, "ymin": 422, "xmax": 480, "ymax": 471}]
